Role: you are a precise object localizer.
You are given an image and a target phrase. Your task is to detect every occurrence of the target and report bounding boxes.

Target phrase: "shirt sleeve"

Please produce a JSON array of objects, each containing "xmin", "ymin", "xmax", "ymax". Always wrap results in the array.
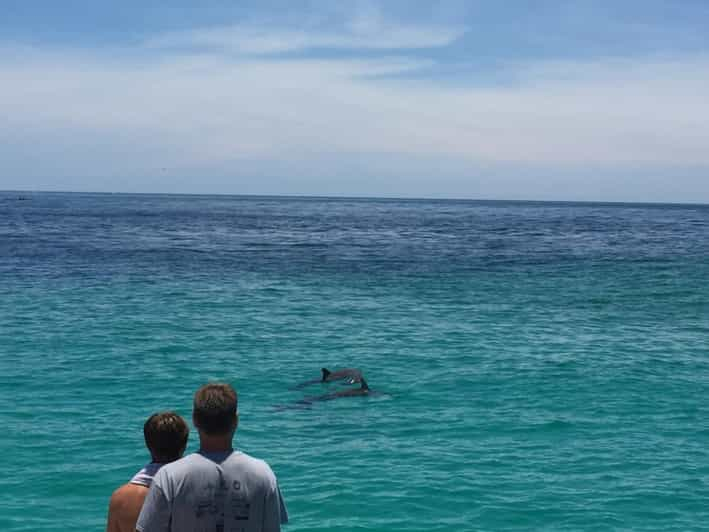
[
  {"xmin": 135, "ymin": 482, "xmax": 171, "ymax": 532},
  {"xmin": 262, "ymin": 482, "xmax": 288, "ymax": 532},
  {"xmin": 278, "ymin": 484, "xmax": 288, "ymax": 524}
]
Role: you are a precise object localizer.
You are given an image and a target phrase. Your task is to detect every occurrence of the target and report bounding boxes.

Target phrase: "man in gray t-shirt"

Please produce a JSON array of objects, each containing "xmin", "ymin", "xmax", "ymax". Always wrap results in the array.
[{"xmin": 136, "ymin": 383, "xmax": 288, "ymax": 532}]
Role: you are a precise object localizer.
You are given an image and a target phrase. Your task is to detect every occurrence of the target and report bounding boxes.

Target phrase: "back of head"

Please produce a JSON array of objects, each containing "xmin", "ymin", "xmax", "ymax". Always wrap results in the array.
[
  {"xmin": 143, "ymin": 412, "xmax": 189, "ymax": 463},
  {"xmin": 193, "ymin": 383, "xmax": 238, "ymax": 436}
]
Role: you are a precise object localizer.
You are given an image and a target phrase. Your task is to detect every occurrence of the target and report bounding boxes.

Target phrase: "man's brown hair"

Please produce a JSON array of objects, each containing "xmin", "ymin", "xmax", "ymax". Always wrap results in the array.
[
  {"xmin": 143, "ymin": 412, "xmax": 189, "ymax": 463},
  {"xmin": 193, "ymin": 383, "xmax": 238, "ymax": 435}
]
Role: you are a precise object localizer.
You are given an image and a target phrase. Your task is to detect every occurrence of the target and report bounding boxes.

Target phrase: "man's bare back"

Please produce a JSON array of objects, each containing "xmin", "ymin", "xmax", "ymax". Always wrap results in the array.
[{"xmin": 106, "ymin": 483, "xmax": 149, "ymax": 532}]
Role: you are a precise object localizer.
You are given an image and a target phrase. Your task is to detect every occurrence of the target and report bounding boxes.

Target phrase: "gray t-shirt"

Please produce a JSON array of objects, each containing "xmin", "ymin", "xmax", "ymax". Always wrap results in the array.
[{"xmin": 136, "ymin": 450, "xmax": 288, "ymax": 532}]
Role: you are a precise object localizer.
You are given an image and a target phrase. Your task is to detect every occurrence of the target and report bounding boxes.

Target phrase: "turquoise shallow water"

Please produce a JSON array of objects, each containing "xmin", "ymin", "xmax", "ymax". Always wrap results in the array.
[{"xmin": 1, "ymin": 192, "xmax": 709, "ymax": 531}]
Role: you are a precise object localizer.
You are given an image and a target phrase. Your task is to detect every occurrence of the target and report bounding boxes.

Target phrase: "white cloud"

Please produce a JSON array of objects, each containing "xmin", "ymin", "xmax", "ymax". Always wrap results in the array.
[
  {"xmin": 146, "ymin": 22, "xmax": 466, "ymax": 54},
  {"xmin": 1, "ymin": 38, "xmax": 709, "ymax": 199}
]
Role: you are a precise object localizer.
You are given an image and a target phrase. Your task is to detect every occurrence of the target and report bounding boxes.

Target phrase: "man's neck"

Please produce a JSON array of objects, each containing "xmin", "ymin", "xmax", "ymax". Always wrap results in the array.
[{"xmin": 198, "ymin": 433, "xmax": 233, "ymax": 453}]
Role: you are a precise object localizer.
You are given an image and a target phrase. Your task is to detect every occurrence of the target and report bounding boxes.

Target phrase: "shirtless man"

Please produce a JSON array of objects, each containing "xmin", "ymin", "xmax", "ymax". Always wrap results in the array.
[{"xmin": 106, "ymin": 412, "xmax": 189, "ymax": 532}]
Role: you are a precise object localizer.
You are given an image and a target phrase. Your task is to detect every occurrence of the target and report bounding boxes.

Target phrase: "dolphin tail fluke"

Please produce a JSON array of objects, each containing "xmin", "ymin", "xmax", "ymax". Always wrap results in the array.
[{"xmin": 321, "ymin": 367, "xmax": 331, "ymax": 381}]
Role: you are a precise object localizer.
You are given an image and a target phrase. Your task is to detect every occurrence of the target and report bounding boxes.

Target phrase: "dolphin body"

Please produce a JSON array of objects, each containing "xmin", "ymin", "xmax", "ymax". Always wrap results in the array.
[
  {"xmin": 275, "ymin": 379, "xmax": 375, "ymax": 410},
  {"xmin": 291, "ymin": 367, "xmax": 362, "ymax": 390},
  {"xmin": 306, "ymin": 378, "xmax": 371, "ymax": 402},
  {"xmin": 321, "ymin": 367, "xmax": 362, "ymax": 384}
]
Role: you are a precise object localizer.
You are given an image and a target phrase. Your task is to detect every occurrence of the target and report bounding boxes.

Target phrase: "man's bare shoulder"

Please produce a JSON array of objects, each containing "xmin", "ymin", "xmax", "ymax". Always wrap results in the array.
[
  {"xmin": 107, "ymin": 483, "xmax": 150, "ymax": 532},
  {"xmin": 110, "ymin": 483, "xmax": 149, "ymax": 506}
]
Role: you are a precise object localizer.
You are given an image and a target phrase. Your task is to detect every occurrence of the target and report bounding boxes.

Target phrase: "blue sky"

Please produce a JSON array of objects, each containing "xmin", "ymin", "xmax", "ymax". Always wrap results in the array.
[{"xmin": 2, "ymin": 0, "xmax": 709, "ymax": 201}]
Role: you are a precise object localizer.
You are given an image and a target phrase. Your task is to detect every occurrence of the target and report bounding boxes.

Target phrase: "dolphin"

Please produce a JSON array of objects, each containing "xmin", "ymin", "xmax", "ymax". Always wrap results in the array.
[
  {"xmin": 320, "ymin": 367, "xmax": 362, "ymax": 384},
  {"xmin": 274, "ymin": 379, "xmax": 376, "ymax": 410},
  {"xmin": 291, "ymin": 367, "xmax": 362, "ymax": 390},
  {"xmin": 302, "ymin": 378, "xmax": 373, "ymax": 403}
]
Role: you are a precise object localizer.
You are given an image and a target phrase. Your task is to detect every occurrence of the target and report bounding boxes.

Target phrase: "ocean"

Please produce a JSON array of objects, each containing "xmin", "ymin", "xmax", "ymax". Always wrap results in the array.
[{"xmin": 1, "ymin": 191, "xmax": 708, "ymax": 531}]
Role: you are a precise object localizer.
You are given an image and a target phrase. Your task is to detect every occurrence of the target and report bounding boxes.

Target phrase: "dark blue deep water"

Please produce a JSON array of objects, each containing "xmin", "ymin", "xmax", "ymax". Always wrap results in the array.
[{"xmin": 1, "ymin": 192, "xmax": 709, "ymax": 531}]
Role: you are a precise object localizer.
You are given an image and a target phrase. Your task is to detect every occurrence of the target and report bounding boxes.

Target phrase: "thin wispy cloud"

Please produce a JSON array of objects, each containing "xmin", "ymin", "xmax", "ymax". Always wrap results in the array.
[
  {"xmin": 147, "ymin": 23, "xmax": 466, "ymax": 54},
  {"xmin": 3, "ymin": 44, "xmax": 707, "ymax": 164},
  {"xmin": 145, "ymin": 2, "xmax": 466, "ymax": 55}
]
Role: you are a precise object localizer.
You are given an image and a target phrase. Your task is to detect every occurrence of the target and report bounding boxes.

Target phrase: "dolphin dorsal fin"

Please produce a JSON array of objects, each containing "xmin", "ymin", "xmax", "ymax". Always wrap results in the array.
[
  {"xmin": 321, "ymin": 368, "xmax": 331, "ymax": 381},
  {"xmin": 360, "ymin": 378, "xmax": 369, "ymax": 391}
]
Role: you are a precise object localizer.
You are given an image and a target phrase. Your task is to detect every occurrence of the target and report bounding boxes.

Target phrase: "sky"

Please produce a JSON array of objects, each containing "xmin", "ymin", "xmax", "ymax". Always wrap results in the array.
[{"xmin": 1, "ymin": 0, "xmax": 709, "ymax": 202}]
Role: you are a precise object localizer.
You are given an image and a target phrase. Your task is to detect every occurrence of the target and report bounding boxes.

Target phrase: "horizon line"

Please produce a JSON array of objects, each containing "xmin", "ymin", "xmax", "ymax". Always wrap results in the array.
[{"xmin": 2, "ymin": 189, "xmax": 708, "ymax": 208}]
